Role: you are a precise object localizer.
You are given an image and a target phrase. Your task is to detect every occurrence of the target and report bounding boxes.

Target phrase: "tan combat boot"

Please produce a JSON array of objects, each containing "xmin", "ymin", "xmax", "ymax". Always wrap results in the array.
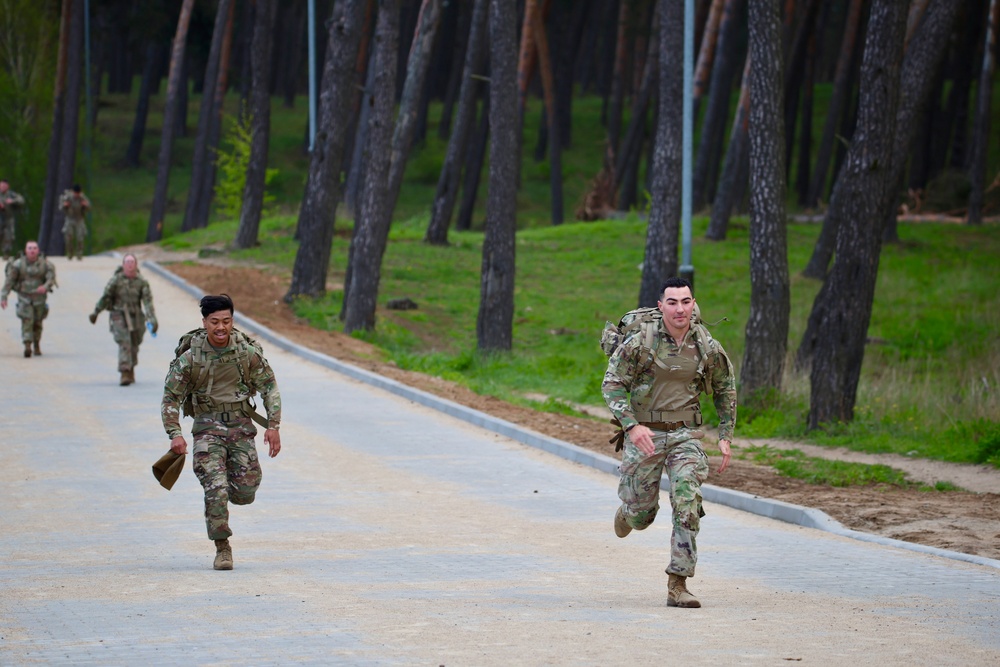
[
  {"xmin": 119, "ymin": 371, "xmax": 132, "ymax": 386},
  {"xmin": 614, "ymin": 506, "xmax": 632, "ymax": 538},
  {"xmin": 33, "ymin": 341, "xmax": 41, "ymax": 356},
  {"xmin": 214, "ymin": 539, "xmax": 233, "ymax": 570},
  {"xmin": 668, "ymin": 574, "xmax": 701, "ymax": 608},
  {"xmin": 23, "ymin": 343, "xmax": 31, "ymax": 358}
]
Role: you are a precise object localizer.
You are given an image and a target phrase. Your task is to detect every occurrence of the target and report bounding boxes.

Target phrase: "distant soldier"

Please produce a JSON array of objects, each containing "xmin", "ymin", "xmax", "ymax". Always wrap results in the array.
[
  {"xmin": 90, "ymin": 254, "xmax": 158, "ymax": 386},
  {"xmin": 1, "ymin": 240, "xmax": 57, "ymax": 357},
  {"xmin": 59, "ymin": 184, "xmax": 90, "ymax": 260},
  {"xmin": 0, "ymin": 179, "xmax": 26, "ymax": 259}
]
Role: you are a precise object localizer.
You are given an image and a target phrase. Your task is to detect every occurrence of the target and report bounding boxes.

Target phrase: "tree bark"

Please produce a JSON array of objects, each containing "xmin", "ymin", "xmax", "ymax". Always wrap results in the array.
[
  {"xmin": 285, "ymin": 0, "xmax": 368, "ymax": 300},
  {"xmin": 124, "ymin": 43, "xmax": 166, "ymax": 168},
  {"xmin": 692, "ymin": 0, "xmax": 745, "ymax": 211},
  {"xmin": 342, "ymin": 0, "xmax": 402, "ymax": 333},
  {"xmin": 147, "ymin": 0, "xmax": 195, "ymax": 242},
  {"xmin": 781, "ymin": 0, "xmax": 821, "ymax": 179},
  {"xmin": 424, "ymin": 0, "xmax": 489, "ymax": 245},
  {"xmin": 967, "ymin": 0, "xmax": 998, "ymax": 225},
  {"xmin": 606, "ymin": 0, "xmax": 630, "ymax": 159},
  {"xmin": 477, "ymin": 0, "xmax": 519, "ymax": 352},
  {"xmin": 457, "ymin": 86, "xmax": 490, "ymax": 231},
  {"xmin": 532, "ymin": 4, "xmax": 563, "ymax": 225},
  {"xmin": 386, "ymin": 0, "xmax": 443, "ymax": 212},
  {"xmin": 39, "ymin": 0, "xmax": 73, "ymax": 254},
  {"xmin": 182, "ymin": 0, "xmax": 233, "ymax": 232},
  {"xmin": 794, "ymin": 26, "xmax": 818, "ymax": 206},
  {"xmin": 234, "ymin": 0, "xmax": 279, "ymax": 250},
  {"xmin": 804, "ymin": 0, "xmax": 908, "ymax": 428},
  {"xmin": 438, "ymin": 0, "xmax": 472, "ymax": 139},
  {"xmin": 693, "ymin": 0, "xmax": 725, "ymax": 118},
  {"xmin": 344, "ymin": 48, "xmax": 377, "ymax": 219},
  {"xmin": 706, "ymin": 55, "xmax": 750, "ymax": 241},
  {"xmin": 742, "ymin": 0, "xmax": 790, "ymax": 399},
  {"xmin": 637, "ymin": 0, "xmax": 683, "ymax": 308},
  {"xmin": 806, "ymin": 0, "xmax": 864, "ymax": 209}
]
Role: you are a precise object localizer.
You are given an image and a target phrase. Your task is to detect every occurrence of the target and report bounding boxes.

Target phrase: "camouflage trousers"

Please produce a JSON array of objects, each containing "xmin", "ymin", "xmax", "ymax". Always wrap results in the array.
[
  {"xmin": 62, "ymin": 219, "xmax": 86, "ymax": 259},
  {"xmin": 109, "ymin": 311, "xmax": 145, "ymax": 372},
  {"xmin": 14, "ymin": 298, "xmax": 48, "ymax": 344},
  {"xmin": 191, "ymin": 416, "xmax": 262, "ymax": 541},
  {"xmin": 618, "ymin": 426, "xmax": 709, "ymax": 578},
  {"xmin": 0, "ymin": 216, "xmax": 14, "ymax": 258}
]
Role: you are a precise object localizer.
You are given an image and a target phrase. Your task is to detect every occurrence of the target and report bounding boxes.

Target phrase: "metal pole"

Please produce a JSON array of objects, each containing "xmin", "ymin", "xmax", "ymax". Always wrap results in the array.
[
  {"xmin": 680, "ymin": 0, "xmax": 695, "ymax": 287},
  {"xmin": 307, "ymin": 0, "xmax": 317, "ymax": 151}
]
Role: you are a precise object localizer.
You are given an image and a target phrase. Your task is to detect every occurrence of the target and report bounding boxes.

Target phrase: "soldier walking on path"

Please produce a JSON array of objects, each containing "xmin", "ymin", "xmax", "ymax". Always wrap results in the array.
[
  {"xmin": 603, "ymin": 277, "xmax": 737, "ymax": 608},
  {"xmin": 0, "ymin": 179, "xmax": 26, "ymax": 259},
  {"xmin": 161, "ymin": 294, "xmax": 282, "ymax": 571},
  {"xmin": 59, "ymin": 184, "xmax": 90, "ymax": 260},
  {"xmin": 1, "ymin": 240, "xmax": 57, "ymax": 357},
  {"xmin": 89, "ymin": 254, "xmax": 158, "ymax": 386}
]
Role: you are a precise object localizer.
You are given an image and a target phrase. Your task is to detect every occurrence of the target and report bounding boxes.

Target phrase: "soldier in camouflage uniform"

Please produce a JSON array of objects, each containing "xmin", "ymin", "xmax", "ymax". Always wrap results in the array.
[
  {"xmin": 58, "ymin": 184, "xmax": 90, "ymax": 260},
  {"xmin": 89, "ymin": 254, "xmax": 158, "ymax": 386},
  {"xmin": 1, "ymin": 240, "xmax": 57, "ymax": 358},
  {"xmin": 161, "ymin": 294, "xmax": 282, "ymax": 571},
  {"xmin": 603, "ymin": 277, "xmax": 737, "ymax": 609},
  {"xmin": 0, "ymin": 179, "xmax": 26, "ymax": 259}
]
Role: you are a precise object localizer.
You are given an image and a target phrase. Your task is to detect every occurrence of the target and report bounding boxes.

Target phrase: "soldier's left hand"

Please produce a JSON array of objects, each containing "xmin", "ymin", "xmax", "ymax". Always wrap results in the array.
[
  {"xmin": 34, "ymin": 285, "xmax": 46, "ymax": 294},
  {"xmin": 264, "ymin": 428, "xmax": 281, "ymax": 458},
  {"xmin": 717, "ymin": 439, "xmax": 732, "ymax": 473}
]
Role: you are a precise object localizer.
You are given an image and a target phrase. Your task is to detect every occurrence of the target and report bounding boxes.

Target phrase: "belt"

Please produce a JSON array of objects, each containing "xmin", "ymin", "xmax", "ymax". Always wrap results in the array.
[
  {"xmin": 608, "ymin": 415, "xmax": 703, "ymax": 452},
  {"xmin": 196, "ymin": 410, "xmax": 249, "ymax": 424},
  {"xmin": 640, "ymin": 421, "xmax": 686, "ymax": 431}
]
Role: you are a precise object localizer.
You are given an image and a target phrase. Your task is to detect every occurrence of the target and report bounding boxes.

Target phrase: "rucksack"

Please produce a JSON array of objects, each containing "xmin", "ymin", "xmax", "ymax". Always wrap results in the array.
[{"xmin": 173, "ymin": 327, "xmax": 268, "ymax": 427}]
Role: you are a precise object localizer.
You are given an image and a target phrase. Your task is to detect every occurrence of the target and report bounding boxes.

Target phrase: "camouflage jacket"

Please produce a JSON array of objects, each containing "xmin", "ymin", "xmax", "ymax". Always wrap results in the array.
[
  {"xmin": 0, "ymin": 189, "xmax": 25, "ymax": 220},
  {"xmin": 161, "ymin": 330, "xmax": 281, "ymax": 440},
  {"xmin": 2, "ymin": 255, "xmax": 56, "ymax": 305},
  {"xmin": 602, "ymin": 317, "xmax": 737, "ymax": 441},
  {"xmin": 94, "ymin": 267, "xmax": 156, "ymax": 330},
  {"xmin": 59, "ymin": 190, "xmax": 90, "ymax": 221}
]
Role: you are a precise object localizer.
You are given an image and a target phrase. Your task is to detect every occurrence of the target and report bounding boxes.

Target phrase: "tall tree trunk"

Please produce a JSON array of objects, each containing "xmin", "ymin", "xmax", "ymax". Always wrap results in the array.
[
  {"xmin": 944, "ymin": 0, "xmax": 985, "ymax": 172},
  {"xmin": 344, "ymin": 49, "xmax": 377, "ymax": 218},
  {"xmin": 742, "ymin": 0, "xmax": 790, "ymax": 399},
  {"xmin": 781, "ymin": 0, "xmax": 821, "ymax": 179},
  {"xmin": 386, "ymin": 0, "xmax": 443, "ymax": 212},
  {"xmin": 424, "ymin": 0, "xmax": 489, "ymax": 244},
  {"xmin": 234, "ymin": 0, "xmax": 279, "ymax": 249},
  {"xmin": 882, "ymin": 0, "xmax": 962, "ymax": 241},
  {"xmin": 804, "ymin": 0, "xmax": 908, "ymax": 428},
  {"xmin": 477, "ymin": 0, "xmax": 519, "ymax": 352},
  {"xmin": 692, "ymin": 0, "xmax": 745, "ymax": 211},
  {"xmin": 182, "ymin": 0, "xmax": 233, "ymax": 232},
  {"xmin": 49, "ymin": 0, "xmax": 85, "ymax": 256},
  {"xmin": 693, "ymin": 0, "xmax": 725, "ymax": 118},
  {"xmin": 124, "ymin": 43, "xmax": 166, "ymax": 168},
  {"xmin": 457, "ymin": 86, "xmax": 490, "ymax": 231},
  {"xmin": 285, "ymin": 0, "xmax": 368, "ymax": 300},
  {"xmin": 438, "ymin": 0, "xmax": 473, "ymax": 139},
  {"xmin": 967, "ymin": 0, "xmax": 998, "ymax": 225},
  {"xmin": 532, "ymin": 3, "xmax": 563, "ymax": 225},
  {"xmin": 174, "ymin": 55, "xmax": 189, "ymax": 138},
  {"xmin": 343, "ymin": 0, "xmax": 401, "ymax": 334},
  {"xmin": 706, "ymin": 55, "xmax": 750, "ymax": 241},
  {"xmin": 39, "ymin": 0, "xmax": 73, "ymax": 254},
  {"xmin": 147, "ymin": 0, "xmax": 195, "ymax": 243},
  {"xmin": 637, "ymin": 0, "xmax": 683, "ymax": 308},
  {"xmin": 795, "ymin": 27, "xmax": 818, "ymax": 206},
  {"xmin": 606, "ymin": 0, "xmax": 630, "ymax": 159},
  {"xmin": 516, "ymin": 0, "xmax": 541, "ymax": 123},
  {"xmin": 806, "ymin": 0, "xmax": 864, "ymax": 209}
]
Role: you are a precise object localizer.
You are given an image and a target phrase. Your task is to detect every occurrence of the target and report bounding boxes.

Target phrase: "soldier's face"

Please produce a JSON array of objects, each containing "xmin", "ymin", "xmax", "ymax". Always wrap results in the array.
[
  {"xmin": 203, "ymin": 309, "xmax": 234, "ymax": 347},
  {"xmin": 123, "ymin": 256, "xmax": 138, "ymax": 278},
  {"xmin": 0, "ymin": 181, "xmax": 8, "ymax": 193},
  {"xmin": 658, "ymin": 286, "xmax": 695, "ymax": 335},
  {"xmin": 25, "ymin": 242, "xmax": 39, "ymax": 261}
]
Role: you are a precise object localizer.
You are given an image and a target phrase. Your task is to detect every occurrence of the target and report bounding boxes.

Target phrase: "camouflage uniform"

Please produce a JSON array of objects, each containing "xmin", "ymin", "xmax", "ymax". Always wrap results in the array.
[
  {"xmin": 603, "ymin": 318, "xmax": 736, "ymax": 578},
  {"xmin": 0, "ymin": 188, "xmax": 26, "ymax": 259},
  {"xmin": 92, "ymin": 266, "xmax": 157, "ymax": 374},
  {"xmin": 161, "ymin": 330, "xmax": 281, "ymax": 540},
  {"xmin": 58, "ymin": 189, "xmax": 90, "ymax": 260},
  {"xmin": 2, "ymin": 253, "xmax": 56, "ymax": 346}
]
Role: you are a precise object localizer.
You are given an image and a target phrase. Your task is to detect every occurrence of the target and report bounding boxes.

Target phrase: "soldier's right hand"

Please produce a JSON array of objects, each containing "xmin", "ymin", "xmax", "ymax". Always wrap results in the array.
[
  {"xmin": 170, "ymin": 436, "xmax": 188, "ymax": 455},
  {"xmin": 88, "ymin": 312, "xmax": 97, "ymax": 324}
]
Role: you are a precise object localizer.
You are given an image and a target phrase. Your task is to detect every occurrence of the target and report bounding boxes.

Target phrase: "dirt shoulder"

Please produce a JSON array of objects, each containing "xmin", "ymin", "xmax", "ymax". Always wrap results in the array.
[{"xmin": 139, "ymin": 252, "xmax": 1000, "ymax": 561}]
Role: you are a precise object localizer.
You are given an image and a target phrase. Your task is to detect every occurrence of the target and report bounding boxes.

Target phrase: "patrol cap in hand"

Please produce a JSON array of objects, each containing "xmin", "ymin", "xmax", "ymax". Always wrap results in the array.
[{"xmin": 152, "ymin": 450, "xmax": 186, "ymax": 490}]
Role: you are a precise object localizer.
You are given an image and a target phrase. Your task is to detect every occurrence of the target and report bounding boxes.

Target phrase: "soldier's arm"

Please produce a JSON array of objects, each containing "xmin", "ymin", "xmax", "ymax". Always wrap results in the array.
[
  {"xmin": 93, "ymin": 276, "xmax": 116, "ymax": 313},
  {"xmin": 709, "ymin": 345, "xmax": 738, "ymax": 442},
  {"xmin": 1, "ymin": 263, "xmax": 19, "ymax": 300},
  {"xmin": 141, "ymin": 280, "xmax": 156, "ymax": 320},
  {"xmin": 42, "ymin": 262, "xmax": 56, "ymax": 291},
  {"xmin": 161, "ymin": 357, "xmax": 192, "ymax": 440},
  {"xmin": 601, "ymin": 338, "xmax": 641, "ymax": 430},
  {"xmin": 249, "ymin": 351, "xmax": 281, "ymax": 429}
]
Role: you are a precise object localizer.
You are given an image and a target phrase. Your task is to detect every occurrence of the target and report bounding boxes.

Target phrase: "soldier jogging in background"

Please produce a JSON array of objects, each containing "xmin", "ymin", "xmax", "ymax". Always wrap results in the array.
[
  {"xmin": 1, "ymin": 240, "xmax": 57, "ymax": 358},
  {"xmin": 161, "ymin": 294, "xmax": 282, "ymax": 571},
  {"xmin": 0, "ymin": 179, "xmax": 26, "ymax": 260},
  {"xmin": 90, "ymin": 254, "xmax": 158, "ymax": 386},
  {"xmin": 603, "ymin": 277, "xmax": 737, "ymax": 609},
  {"xmin": 59, "ymin": 184, "xmax": 90, "ymax": 260}
]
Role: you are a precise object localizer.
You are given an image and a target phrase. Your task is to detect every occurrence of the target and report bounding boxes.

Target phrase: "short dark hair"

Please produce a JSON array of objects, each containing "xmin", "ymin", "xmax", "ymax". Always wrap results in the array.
[
  {"xmin": 660, "ymin": 277, "xmax": 693, "ymax": 294},
  {"xmin": 72, "ymin": 184, "xmax": 82, "ymax": 192},
  {"xmin": 200, "ymin": 294, "xmax": 234, "ymax": 318}
]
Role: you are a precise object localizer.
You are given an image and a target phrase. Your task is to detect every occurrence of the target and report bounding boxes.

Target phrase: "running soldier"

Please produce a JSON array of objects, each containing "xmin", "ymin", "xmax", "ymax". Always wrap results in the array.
[
  {"xmin": 90, "ymin": 254, "xmax": 158, "ymax": 385},
  {"xmin": 0, "ymin": 179, "xmax": 26, "ymax": 259},
  {"xmin": 59, "ymin": 184, "xmax": 90, "ymax": 260},
  {"xmin": 1, "ymin": 240, "xmax": 57, "ymax": 357}
]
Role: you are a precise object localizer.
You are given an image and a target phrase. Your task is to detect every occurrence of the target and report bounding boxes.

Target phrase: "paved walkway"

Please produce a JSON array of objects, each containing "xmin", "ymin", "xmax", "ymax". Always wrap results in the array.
[{"xmin": 1, "ymin": 256, "xmax": 998, "ymax": 666}]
